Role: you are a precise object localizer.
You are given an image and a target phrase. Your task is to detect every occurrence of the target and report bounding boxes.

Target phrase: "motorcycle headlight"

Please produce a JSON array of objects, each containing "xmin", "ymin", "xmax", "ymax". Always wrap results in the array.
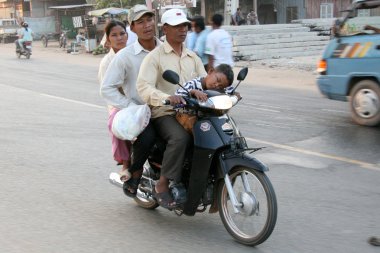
[{"xmin": 199, "ymin": 95, "xmax": 233, "ymax": 110}]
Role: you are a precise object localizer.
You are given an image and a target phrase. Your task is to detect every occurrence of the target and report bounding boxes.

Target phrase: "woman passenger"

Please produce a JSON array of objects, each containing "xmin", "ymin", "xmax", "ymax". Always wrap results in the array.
[{"xmin": 97, "ymin": 20, "xmax": 131, "ymax": 182}]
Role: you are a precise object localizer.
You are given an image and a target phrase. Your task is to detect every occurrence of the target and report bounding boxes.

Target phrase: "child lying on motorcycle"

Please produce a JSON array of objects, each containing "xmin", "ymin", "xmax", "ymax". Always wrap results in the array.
[
  {"xmin": 175, "ymin": 64, "xmax": 238, "ymax": 100},
  {"xmin": 174, "ymin": 64, "xmax": 238, "ymax": 133}
]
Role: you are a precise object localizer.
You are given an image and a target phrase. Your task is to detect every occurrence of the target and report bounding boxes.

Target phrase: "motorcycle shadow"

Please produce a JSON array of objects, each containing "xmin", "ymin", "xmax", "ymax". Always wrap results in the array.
[{"xmin": 116, "ymin": 202, "xmax": 238, "ymax": 245}]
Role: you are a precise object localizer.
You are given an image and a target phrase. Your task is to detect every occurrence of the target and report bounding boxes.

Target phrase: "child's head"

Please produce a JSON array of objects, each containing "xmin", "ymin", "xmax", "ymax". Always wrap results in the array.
[{"xmin": 204, "ymin": 64, "xmax": 234, "ymax": 90}]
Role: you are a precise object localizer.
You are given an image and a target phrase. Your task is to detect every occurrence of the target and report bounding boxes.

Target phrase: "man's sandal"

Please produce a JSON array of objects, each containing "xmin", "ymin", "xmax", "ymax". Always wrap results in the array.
[
  {"xmin": 123, "ymin": 178, "xmax": 140, "ymax": 198},
  {"xmin": 153, "ymin": 188, "xmax": 177, "ymax": 210}
]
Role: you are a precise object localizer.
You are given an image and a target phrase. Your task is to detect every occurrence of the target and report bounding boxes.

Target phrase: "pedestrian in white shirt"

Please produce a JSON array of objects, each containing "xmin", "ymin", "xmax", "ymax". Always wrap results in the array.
[
  {"xmin": 205, "ymin": 14, "xmax": 234, "ymax": 69},
  {"xmin": 100, "ymin": 4, "xmax": 160, "ymax": 197}
]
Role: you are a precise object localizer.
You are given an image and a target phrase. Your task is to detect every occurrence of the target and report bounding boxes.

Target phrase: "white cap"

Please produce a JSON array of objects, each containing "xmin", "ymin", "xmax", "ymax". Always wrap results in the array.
[{"xmin": 161, "ymin": 9, "xmax": 190, "ymax": 26}]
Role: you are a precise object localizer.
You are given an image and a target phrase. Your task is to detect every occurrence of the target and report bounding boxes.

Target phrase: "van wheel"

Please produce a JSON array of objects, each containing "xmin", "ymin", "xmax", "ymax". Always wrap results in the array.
[{"xmin": 349, "ymin": 79, "xmax": 380, "ymax": 126}]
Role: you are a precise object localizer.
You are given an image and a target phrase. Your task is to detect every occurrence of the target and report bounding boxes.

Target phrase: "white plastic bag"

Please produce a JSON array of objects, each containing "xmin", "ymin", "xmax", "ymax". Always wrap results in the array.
[{"xmin": 111, "ymin": 103, "xmax": 151, "ymax": 141}]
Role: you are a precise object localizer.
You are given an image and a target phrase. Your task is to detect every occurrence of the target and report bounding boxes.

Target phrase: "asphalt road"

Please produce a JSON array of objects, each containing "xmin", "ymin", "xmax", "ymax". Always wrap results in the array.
[{"xmin": 0, "ymin": 42, "xmax": 379, "ymax": 253}]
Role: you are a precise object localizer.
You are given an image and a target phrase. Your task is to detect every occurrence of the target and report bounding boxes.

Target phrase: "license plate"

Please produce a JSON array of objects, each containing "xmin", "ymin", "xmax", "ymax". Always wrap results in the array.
[{"xmin": 26, "ymin": 46, "xmax": 32, "ymax": 49}]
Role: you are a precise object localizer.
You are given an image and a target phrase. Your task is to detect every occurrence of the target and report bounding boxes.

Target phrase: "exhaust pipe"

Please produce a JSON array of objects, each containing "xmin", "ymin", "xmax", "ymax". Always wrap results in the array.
[{"xmin": 109, "ymin": 172, "xmax": 124, "ymax": 188}]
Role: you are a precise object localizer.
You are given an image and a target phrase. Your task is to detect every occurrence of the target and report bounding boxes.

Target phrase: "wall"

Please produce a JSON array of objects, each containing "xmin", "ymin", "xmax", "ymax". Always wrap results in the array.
[
  {"xmin": 275, "ymin": 0, "xmax": 306, "ymax": 23},
  {"xmin": 24, "ymin": 16, "xmax": 56, "ymax": 36},
  {"xmin": 305, "ymin": 0, "xmax": 351, "ymax": 19},
  {"xmin": 30, "ymin": 0, "xmax": 45, "ymax": 17}
]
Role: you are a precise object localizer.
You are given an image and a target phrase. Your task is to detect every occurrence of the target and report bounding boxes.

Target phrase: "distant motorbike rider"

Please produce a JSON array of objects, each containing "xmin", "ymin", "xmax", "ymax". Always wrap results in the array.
[{"xmin": 16, "ymin": 22, "xmax": 33, "ymax": 52}]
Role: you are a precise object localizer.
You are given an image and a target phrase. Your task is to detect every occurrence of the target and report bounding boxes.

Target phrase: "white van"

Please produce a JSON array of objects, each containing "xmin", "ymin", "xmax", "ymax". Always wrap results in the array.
[{"xmin": 0, "ymin": 18, "xmax": 19, "ymax": 35}]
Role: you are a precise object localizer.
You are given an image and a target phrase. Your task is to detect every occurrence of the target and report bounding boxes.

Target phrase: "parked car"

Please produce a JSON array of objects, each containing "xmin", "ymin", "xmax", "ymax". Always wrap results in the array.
[
  {"xmin": 316, "ymin": 0, "xmax": 380, "ymax": 126},
  {"xmin": 0, "ymin": 18, "xmax": 19, "ymax": 43}
]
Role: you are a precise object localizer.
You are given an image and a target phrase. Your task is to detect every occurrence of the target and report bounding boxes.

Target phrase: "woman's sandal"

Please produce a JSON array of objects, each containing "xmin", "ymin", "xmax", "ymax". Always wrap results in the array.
[
  {"xmin": 123, "ymin": 177, "xmax": 140, "ymax": 198},
  {"xmin": 153, "ymin": 188, "xmax": 177, "ymax": 210},
  {"xmin": 119, "ymin": 170, "xmax": 131, "ymax": 182}
]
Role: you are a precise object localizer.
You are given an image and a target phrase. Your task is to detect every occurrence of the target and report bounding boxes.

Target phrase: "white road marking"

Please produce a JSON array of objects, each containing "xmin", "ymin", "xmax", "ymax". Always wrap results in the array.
[
  {"xmin": 40, "ymin": 93, "xmax": 105, "ymax": 109},
  {"xmin": 240, "ymin": 105, "xmax": 280, "ymax": 113},
  {"xmin": 242, "ymin": 102, "xmax": 282, "ymax": 109},
  {"xmin": 246, "ymin": 137, "xmax": 380, "ymax": 172},
  {"xmin": 255, "ymin": 108, "xmax": 281, "ymax": 113},
  {"xmin": 37, "ymin": 92, "xmax": 380, "ymax": 172},
  {"xmin": 322, "ymin": 109, "xmax": 347, "ymax": 113}
]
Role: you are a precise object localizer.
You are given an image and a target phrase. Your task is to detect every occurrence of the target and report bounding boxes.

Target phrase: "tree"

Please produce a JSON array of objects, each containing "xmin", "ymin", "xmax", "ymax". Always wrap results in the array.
[{"xmin": 95, "ymin": 0, "xmax": 145, "ymax": 9}]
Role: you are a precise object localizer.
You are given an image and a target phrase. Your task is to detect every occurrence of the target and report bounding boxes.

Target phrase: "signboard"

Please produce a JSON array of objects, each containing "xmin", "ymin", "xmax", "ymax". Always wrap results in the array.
[
  {"xmin": 150, "ymin": 0, "xmax": 196, "ymax": 9},
  {"xmin": 72, "ymin": 16, "xmax": 83, "ymax": 28}
]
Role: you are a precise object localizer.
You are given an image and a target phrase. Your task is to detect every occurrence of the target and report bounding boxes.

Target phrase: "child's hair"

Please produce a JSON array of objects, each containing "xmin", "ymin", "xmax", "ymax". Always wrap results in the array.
[
  {"xmin": 105, "ymin": 20, "xmax": 126, "ymax": 38},
  {"xmin": 214, "ymin": 64, "xmax": 234, "ymax": 86}
]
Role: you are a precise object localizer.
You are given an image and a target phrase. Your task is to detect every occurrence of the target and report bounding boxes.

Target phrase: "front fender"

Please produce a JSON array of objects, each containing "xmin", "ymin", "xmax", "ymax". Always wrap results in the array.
[{"xmin": 218, "ymin": 152, "xmax": 268, "ymax": 179}]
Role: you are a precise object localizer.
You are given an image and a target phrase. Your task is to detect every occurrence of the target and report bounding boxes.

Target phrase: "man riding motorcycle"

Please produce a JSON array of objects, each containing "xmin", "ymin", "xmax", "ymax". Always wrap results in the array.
[
  {"xmin": 136, "ymin": 8, "xmax": 207, "ymax": 209},
  {"xmin": 15, "ymin": 22, "xmax": 33, "ymax": 52}
]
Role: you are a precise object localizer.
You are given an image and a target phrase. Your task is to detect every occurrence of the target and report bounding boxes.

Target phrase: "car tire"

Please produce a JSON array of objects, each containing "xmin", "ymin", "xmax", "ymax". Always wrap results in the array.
[{"xmin": 349, "ymin": 79, "xmax": 380, "ymax": 126}]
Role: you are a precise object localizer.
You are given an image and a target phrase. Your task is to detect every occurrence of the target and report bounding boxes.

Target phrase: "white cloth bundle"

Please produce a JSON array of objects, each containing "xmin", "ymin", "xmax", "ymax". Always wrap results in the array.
[{"xmin": 112, "ymin": 103, "xmax": 151, "ymax": 141}]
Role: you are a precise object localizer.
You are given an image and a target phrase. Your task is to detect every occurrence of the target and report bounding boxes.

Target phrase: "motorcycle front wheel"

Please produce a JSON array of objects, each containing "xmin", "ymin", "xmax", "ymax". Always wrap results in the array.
[{"xmin": 217, "ymin": 167, "xmax": 277, "ymax": 246}]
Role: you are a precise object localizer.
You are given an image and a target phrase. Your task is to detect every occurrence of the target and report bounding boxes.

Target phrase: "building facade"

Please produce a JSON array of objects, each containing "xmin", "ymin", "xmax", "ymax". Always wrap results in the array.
[
  {"xmin": 191, "ymin": 0, "xmax": 355, "ymax": 25},
  {"xmin": 0, "ymin": 0, "xmax": 88, "ymax": 19}
]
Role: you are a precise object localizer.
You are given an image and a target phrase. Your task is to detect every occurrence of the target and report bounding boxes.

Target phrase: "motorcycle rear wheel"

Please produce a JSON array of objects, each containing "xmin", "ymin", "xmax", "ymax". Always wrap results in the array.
[
  {"xmin": 217, "ymin": 167, "xmax": 277, "ymax": 246},
  {"xmin": 26, "ymin": 52, "xmax": 30, "ymax": 59}
]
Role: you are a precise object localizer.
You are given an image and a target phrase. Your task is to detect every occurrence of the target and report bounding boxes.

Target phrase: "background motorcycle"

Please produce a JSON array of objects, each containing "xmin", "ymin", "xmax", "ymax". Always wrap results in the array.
[
  {"xmin": 16, "ymin": 41, "xmax": 32, "ymax": 59},
  {"xmin": 110, "ymin": 68, "xmax": 278, "ymax": 246}
]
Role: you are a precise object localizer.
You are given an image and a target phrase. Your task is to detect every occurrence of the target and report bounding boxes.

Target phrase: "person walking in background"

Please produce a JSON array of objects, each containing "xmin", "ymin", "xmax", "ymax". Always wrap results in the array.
[
  {"xmin": 192, "ymin": 16, "xmax": 210, "ymax": 71},
  {"xmin": 205, "ymin": 14, "xmax": 234, "ymax": 69},
  {"xmin": 186, "ymin": 18, "xmax": 198, "ymax": 50},
  {"xmin": 247, "ymin": 9, "xmax": 259, "ymax": 25}
]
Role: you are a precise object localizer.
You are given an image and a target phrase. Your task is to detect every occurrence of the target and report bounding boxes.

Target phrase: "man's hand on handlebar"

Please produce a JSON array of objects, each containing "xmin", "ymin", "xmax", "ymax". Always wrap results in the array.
[{"xmin": 166, "ymin": 95, "xmax": 186, "ymax": 106}]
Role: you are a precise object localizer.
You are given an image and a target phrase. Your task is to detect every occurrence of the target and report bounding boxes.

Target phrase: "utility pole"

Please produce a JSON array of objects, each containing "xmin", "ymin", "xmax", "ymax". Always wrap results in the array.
[{"xmin": 201, "ymin": 0, "xmax": 205, "ymax": 17}]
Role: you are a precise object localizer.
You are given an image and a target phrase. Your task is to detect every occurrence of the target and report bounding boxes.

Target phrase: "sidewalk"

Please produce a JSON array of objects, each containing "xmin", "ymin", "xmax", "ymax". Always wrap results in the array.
[{"xmin": 235, "ymin": 55, "xmax": 320, "ymax": 90}]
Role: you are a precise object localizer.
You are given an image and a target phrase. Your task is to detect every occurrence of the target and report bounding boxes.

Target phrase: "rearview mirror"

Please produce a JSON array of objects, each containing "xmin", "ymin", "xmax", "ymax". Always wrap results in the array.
[
  {"xmin": 162, "ymin": 70, "xmax": 179, "ymax": 84},
  {"xmin": 237, "ymin": 67, "xmax": 248, "ymax": 81}
]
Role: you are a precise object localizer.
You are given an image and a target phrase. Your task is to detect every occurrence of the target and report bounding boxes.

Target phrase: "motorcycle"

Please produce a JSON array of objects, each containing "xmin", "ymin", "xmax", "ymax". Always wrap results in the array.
[
  {"xmin": 16, "ymin": 41, "xmax": 32, "ymax": 59},
  {"xmin": 109, "ymin": 68, "xmax": 278, "ymax": 246}
]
